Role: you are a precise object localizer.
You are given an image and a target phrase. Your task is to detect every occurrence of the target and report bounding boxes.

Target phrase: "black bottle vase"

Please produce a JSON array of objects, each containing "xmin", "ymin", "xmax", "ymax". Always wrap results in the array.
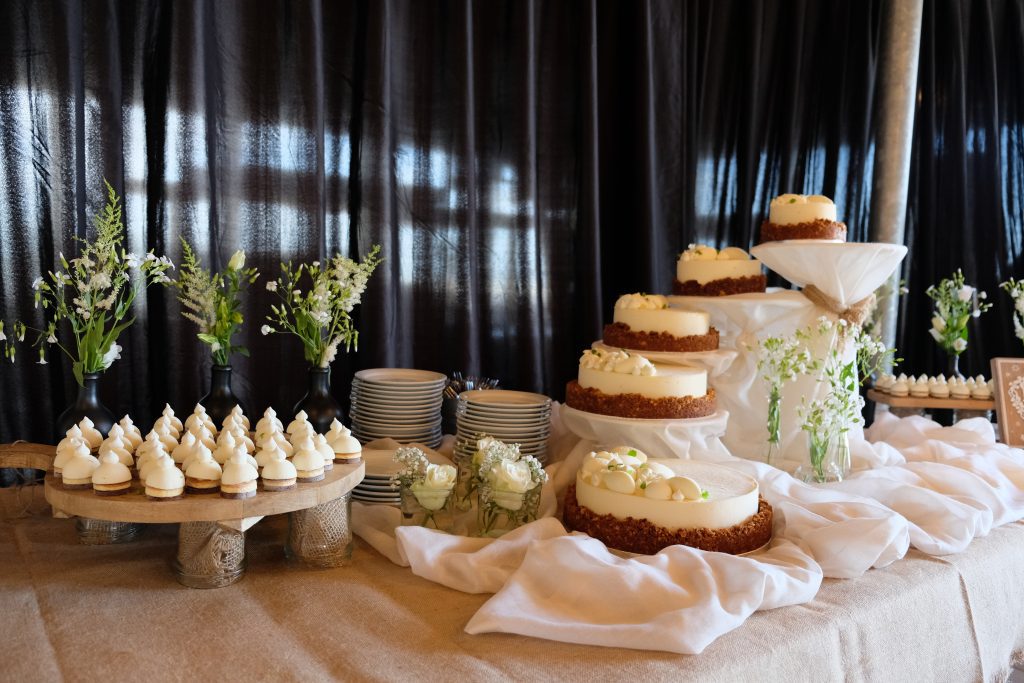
[
  {"xmin": 200, "ymin": 365, "xmax": 246, "ymax": 427},
  {"xmin": 293, "ymin": 366, "xmax": 344, "ymax": 434},
  {"xmin": 56, "ymin": 372, "xmax": 115, "ymax": 441}
]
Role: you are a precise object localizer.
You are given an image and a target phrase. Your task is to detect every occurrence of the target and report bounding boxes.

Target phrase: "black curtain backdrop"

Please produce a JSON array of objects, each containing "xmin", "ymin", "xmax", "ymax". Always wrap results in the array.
[
  {"xmin": 900, "ymin": 0, "xmax": 1024, "ymax": 379},
  {"xmin": 3, "ymin": 0, "xmax": 1010, "ymax": 449}
]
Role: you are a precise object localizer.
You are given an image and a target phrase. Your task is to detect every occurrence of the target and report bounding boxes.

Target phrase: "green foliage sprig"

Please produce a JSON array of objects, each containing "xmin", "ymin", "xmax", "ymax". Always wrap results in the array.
[
  {"xmin": 174, "ymin": 239, "xmax": 259, "ymax": 366},
  {"xmin": 926, "ymin": 269, "xmax": 990, "ymax": 357}
]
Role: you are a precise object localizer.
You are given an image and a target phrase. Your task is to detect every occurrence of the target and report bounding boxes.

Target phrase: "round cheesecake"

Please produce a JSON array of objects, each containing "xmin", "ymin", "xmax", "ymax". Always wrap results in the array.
[
  {"xmin": 565, "ymin": 349, "xmax": 715, "ymax": 419},
  {"xmin": 603, "ymin": 293, "xmax": 719, "ymax": 352},
  {"xmin": 759, "ymin": 194, "xmax": 847, "ymax": 243},
  {"xmin": 563, "ymin": 449, "xmax": 772, "ymax": 555},
  {"xmin": 674, "ymin": 245, "xmax": 766, "ymax": 296}
]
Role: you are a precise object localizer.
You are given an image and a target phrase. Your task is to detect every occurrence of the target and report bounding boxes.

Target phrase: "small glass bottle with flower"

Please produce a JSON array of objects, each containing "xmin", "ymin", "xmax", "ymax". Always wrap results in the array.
[{"xmin": 476, "ymin": 442, "xmax": 547, "ymax": 537}]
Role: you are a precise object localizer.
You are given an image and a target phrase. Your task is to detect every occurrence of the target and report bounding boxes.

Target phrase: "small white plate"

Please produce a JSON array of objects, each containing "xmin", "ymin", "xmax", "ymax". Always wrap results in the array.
[
  {"xmin": 354, "ymin": 368, "xmax": 447, "ymax": 384},
  {"xmin": 460, "ymin": 390, "xmax": 552, "ymax": 407}
]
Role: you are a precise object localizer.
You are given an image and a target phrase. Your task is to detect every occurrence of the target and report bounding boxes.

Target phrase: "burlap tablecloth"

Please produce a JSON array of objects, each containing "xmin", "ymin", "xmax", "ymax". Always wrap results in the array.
[{"xmin": 2, "ymin": 485, "xmax": 1023, "ymax": 682}]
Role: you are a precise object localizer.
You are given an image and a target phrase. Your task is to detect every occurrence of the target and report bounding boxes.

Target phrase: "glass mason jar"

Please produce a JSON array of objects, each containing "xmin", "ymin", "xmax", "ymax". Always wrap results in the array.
[
  {"xmin": 794, "ymin": 430, "xmax": 843, "ymax": 484},
  {"xmin": 400, "ymin": 484, "xmax": 455, "ymax": 532},
  {"xmin": 477, "ymin": 482, "xmax": 542, "ymax": 537}
]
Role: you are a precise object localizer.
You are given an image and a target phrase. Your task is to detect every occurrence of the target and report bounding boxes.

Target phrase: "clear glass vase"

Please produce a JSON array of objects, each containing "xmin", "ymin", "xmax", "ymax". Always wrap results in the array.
[
  {"xmin": 454, "ymin": 458, "xmax": 480, "ymax": 512},
  {"xmin": 794, "ymin": 431, "xmax": 843, "ymax": 484},
  {"xmin": 833, "ymin": 431, "xmax": 851, "ymax": 479},
  {"xmin": 400, "ymin": 485, "xmax": 455, "ymax": 532},
  {"xmin": 764, "ymin": 387, "xmax": 782, "ymax": 466},
  {"xmin": 477, "ymin": 483, "xmax": 542, "ymax": 537}
]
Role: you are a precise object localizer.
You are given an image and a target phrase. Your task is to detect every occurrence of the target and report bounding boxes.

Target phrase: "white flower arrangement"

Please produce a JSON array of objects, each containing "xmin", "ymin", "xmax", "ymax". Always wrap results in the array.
[
  {"xmin": 174, "ymin": 239, "xmax": 260, "ymax": 365},
  {"xmin": 999, "ymin": 277, "xmax": 1024, "ymax": 345},
  {"xmin": 19, "ymin": 181, "xmax": 173, "ymax": 384},
  {"xmin": 477, "ymin": 440, "xmax": 547, "ymax": 517},
  {"xmin": 391, "ymin": 446, "xmax": 457, "ymax": 515},
  {"xmin": 926, "ymin": 269, "xmax": 990, "ymax": 357},
  {"xmin": 265, "ymin": 245, "xmax": 382, "ymax": 367}
]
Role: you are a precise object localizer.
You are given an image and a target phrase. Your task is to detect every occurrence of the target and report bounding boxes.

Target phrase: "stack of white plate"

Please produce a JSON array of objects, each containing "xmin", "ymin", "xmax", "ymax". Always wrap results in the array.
[
  {"xmin": 351, "ymin": 447, "xmax": 402, "ymax": 505},
  {"xmin": 350, "ymin": 368, "xmax": 446, "ymax": 449},
  {"xmin": 454, "ymin": 389, "xmax": 552, "ymax": 464}
]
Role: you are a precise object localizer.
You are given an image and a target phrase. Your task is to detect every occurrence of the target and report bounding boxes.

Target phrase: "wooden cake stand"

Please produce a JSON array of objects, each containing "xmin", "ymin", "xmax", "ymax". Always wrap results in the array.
[
  {"xmin": 867, "ymin": 389, "xmax": 994, "ymax": 420},
  {"xmin": 43, "ymin": 462, "xmax": 365, "ymax": 588}
]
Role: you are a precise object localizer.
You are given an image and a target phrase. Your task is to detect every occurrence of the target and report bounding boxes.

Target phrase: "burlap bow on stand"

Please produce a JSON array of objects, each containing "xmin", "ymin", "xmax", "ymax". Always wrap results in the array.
[{"xmin": 801, "ymin": 285, "xmax": 877, "ymax": 326}]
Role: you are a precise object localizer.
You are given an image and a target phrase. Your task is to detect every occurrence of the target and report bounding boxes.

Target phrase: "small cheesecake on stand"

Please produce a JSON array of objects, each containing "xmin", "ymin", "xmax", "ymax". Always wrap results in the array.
[
  {"xmin": 759, "ymin": 193, "xmax": 847, "ymax": 243},
  {"xmin": 565, "ymin": 349, "xmax": 716, "ymax": 419},
  {"xmin": 673, "ymin": 245, "xmax": 766, "ymax": 296},
  {"xmin": 602, "ymin": 293, "xmax": 719, "ymax": 353}
]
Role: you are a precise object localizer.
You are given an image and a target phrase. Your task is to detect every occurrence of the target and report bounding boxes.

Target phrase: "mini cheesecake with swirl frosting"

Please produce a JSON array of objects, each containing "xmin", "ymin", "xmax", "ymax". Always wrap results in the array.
[
  {"xmin": 565, "ymin": 349, "xmax": 715, "ymax": 419},
  {"xmin": 602, "ymin": 293, "xmax": 719, "ymax": 353},
  {"xmin": 759, "ymin": 193, "xmax": 847, "ymax": 243},
  {"xmin": 674, "ymin": 245, "xmax": 766, "ymax": 296}
]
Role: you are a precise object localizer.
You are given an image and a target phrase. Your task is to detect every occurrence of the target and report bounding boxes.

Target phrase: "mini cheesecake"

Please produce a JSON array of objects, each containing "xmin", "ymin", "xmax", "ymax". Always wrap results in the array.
[
  {"xmin": 315, "ymin": 434, "xmax": 335, "ymax": 472},
  {"xmin": 61, "ymin": 452, "xmax": 100, "ymax": 490},
  {"xmin": 292, "ymin": 438, "xmax": 325, "ymax": 483},
  {"xmin": 184, "ymin": 447, "xmax": 222, "ymax": 494},
  {"xmin": 220, "ymin": 452, "xmax": 259, "ymax": 500},
  {"xmin": 92, "ymin": 452, "xmax": 132, "ymax": 496},
  {"xmin": 145, "ymin": 463, "xmax": 185, "ymax": 501},
  {"xmin": 326, "ymin": 420, "xmax": 363, "ymax": 465},
  {"xmin": 261, "ymin": 455, "xmax": 297, "ymax": 492}
]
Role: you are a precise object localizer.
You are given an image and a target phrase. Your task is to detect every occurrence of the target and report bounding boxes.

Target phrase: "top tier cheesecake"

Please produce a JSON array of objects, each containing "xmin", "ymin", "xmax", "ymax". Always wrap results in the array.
[{"xmin": 759, "ymin": 193, "xmax": 847, "ymax": 243}]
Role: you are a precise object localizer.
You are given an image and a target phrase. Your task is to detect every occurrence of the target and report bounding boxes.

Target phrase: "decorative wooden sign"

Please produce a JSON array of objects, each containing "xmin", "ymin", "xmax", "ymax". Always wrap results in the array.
[{"xmin": 990, "ymin": 358, "xmax": 1024, "ymax": 446}]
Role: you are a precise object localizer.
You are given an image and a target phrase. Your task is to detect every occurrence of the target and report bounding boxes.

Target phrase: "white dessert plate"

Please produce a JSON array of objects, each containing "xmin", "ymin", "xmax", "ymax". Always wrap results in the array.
[
  {"xmin": 750, "ymin": 241, "xmax": 907, "ymax": 307},
  {"xmin": 354, "ymin": 368, "xmax": 447, "ymax": 384},
  {"xmin": 460, "ymin": 390, "xmax": 552, "ymax": 407},
  {"xmin": 456, "ymin": 409, "xmax": 550, "ymax": 423},
  {"xmin": 351, "ymin": 390, "xmax": 444, "ymax": 403},
  {"xmin": 456, "ymin": 416, "xmax": 550, "ymax": 430}
]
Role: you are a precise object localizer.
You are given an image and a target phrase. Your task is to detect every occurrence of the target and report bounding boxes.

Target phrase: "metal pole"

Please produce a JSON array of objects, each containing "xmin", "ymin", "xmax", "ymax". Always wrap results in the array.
[{"xmin": 871, "ymin": 0, "xmax": 924, "ymax": 369}]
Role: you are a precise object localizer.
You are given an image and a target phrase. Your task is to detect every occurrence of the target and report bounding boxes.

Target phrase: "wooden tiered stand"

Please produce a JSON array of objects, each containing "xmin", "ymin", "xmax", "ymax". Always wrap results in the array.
[{"xmin": 1, "ymin": 442, "xmax": 364, "ymax": 588}]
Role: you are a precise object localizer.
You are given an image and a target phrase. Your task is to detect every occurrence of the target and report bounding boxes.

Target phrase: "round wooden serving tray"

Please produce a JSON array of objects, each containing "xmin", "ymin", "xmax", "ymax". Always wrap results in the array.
[{"xmin": 44, "ymin": 462, "xmax": 365, "ymax": 524}]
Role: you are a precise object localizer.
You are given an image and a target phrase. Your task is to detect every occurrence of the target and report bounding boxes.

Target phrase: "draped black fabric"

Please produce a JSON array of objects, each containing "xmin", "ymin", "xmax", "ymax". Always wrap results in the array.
[
  {"xmin": 1, "ymin": 0, "xmax": 887, "ymax": 445},
  {"xmin": 901, "ymin": 0, "xmax": 1024, "ymax": 379}
]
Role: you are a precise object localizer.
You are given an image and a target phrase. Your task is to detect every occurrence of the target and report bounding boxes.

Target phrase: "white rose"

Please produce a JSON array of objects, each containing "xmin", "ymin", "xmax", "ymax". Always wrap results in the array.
[
  {"xmin": 423, "ymin": 463, "xmax": 456, "ymax": 490},
  {"xmin": 227, "ymin": 250, "xmax": 246, "ymax": 271},
  {"xmin": 100, "ymin": 343, "xmax": 122, "ymax": 369},
  {"xmin": 930, "ymin": 316, "xmax": 945, "ymax": 332},
  {"xmin": 489, "ymin": 459, "xmax": 533, "ymax": 495},
  {"xmin": 952, "ymin": 338, "xmax": 967, "ymax": 352},
  {"xmin": 957, "ymin": 285, "xmax": 974, "ymax": 302}
]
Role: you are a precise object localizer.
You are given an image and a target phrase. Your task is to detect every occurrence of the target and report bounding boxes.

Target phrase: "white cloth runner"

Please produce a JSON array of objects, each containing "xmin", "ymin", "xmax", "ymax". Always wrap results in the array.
[{"xmin": 351, "ymin": 411, "xmax": 1024, "ymax": 654}]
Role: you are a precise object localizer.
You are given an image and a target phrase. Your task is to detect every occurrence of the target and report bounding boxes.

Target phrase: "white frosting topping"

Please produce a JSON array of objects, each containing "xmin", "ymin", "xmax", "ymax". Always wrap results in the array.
[
  {"xmin": 98, "ymin": 434, "xmax": 133, "ymax": 467},
  {"xmin": 55, "ymin": 438, "xmax": 90, "ymax": 470},
  {"xmin": 255, "ymin": 407, "xmax": 283, "ymax": 437},
  {"xmin": 681, "ymin": 244, "xmax": 753, "ymax": 262},
  {"xmin": 578, "ymin": 349, "xmax": 656, "ymax": 377},
  {"xmin": 287, "ymin": 411, "xmax": 311, "ymax": 435},
  {"xmin": 327, "ymin": 421, "xmax": 361, "ymax": 454},
  {"xmin": 162, "ymin": 404, "xmax": 183, "ymax": 432},
  {"xmin": 221, "ymin": 451, "xmax": 259, "ymax": 486},
  {"xmin": 291, "ymin": 437, "xmax": 323, "ymax": 471},
  {"xmin": 272, "ymin": 431, "xmax": 294, "ymax": 457},
  {"xmin": 229, "ymin": 424, "xmax": 255, "ymax": 454},
  {"xmin": 92, "ymin": 451, "xmax": 132, "ymax": 485},
  {"xmin": 153, "ymin": 415, "xmax": 180, "ymax": 441},
  {"xmin": 140, "ymin": 452, "xmax": 174, "ymax": 483},
  {"xmin": 61, "ymin": 452, "xmax": 100, "ymax": 480},
  {"xmin": 256, "ymin": 438, "xmax": 286, "ymax": 468},
  {"xmin": 171, "ymin": 432, "xmax": 198, "ymax": 466},
  {"xmin": 614, "ymin": 293, "xmax": 669, "ymax": 311},
  {"xmin": 145, "ymin": 461, "xmax": 185, "ymax": 490},
  {"xmin": 314, "ymin": 434, "xmax": 335, "ymax": 464},
  {"xmin": 213, "ymin": 430, "xmax": 239, "ymax": 465},
  {"xmin": 262, "ymin": 449, "xmax": 297, "ymax": 481},
  {"xmin": 185, "ymin": 446, "xmax": 221, "ymax": 481},
  {"xmin": 118, "ymin": 416, "xmax": 143, "ymax": 449},
  {"xmin": 77, "ymin": 417, "xmax": 103, "ymax": 450}
]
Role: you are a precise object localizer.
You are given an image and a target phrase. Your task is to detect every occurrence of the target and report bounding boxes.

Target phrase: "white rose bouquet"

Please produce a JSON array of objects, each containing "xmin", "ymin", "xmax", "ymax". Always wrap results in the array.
[
  {"xmin": 925, "ymin": 269, "xmax": 990, "ymax": 364},
  {"xmin": 392, "ymin": 446, "xmax": 457, "ymax": 528},
  {"xmin": 22, "ymin": 181, "xmax": 174, "ymax": 384},
  {"xmin": 174, "ymin": 238, "xmax": 259, "ymax": 365},
  {"xmin": 477, "ymin": 439, "xmax": 547, "ymax": 536},
  {"xmin": 263, "ymin": 245, "xmax": 382, "ymax": 367}
]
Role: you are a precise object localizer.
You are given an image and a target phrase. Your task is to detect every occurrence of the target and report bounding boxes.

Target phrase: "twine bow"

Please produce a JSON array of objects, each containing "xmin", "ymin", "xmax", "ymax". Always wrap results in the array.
[{"xmin": 802, "ymin": 285, "xmax": 876, "ymax": 326}]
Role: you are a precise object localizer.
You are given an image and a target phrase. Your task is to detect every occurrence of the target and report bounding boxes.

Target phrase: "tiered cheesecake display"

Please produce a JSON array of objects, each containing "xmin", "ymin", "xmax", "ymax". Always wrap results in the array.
[
  {"xmin": 759, "ymin": 193, "xmax": 847, "ymax": 243},
  {"xmin": 673, "ymin": 245, "xmax": 766, "ymax": 296},
  {"xmin": 602, "ymin": 293, "xmax": 719, "ymax": 352},
  {"xmin": 563, "ymin": 447, "xmax": 772, "ymax": 554},
  {"xmin": 565, "ymin": 348, "xmax": 716, "ymax": 419}
]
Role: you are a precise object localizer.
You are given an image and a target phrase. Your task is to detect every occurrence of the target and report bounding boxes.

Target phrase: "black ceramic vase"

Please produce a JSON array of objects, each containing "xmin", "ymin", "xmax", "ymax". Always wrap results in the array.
[
  {"xmin": 56, "ymin": 372, "xmax": 115, "ymax": 441},
  {"xmin": 200, "ymin": 365, "xmax": 246, "ymax": 427},
  {"xmin": 293, "ymin": 366, "xmax": 343, "ymax": 434}
]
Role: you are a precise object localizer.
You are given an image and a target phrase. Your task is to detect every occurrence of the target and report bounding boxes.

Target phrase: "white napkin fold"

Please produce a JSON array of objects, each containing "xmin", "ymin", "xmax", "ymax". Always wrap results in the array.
[{"xmin": 465, "ymin": 536, "xmax": 821, "ymax": 654}]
